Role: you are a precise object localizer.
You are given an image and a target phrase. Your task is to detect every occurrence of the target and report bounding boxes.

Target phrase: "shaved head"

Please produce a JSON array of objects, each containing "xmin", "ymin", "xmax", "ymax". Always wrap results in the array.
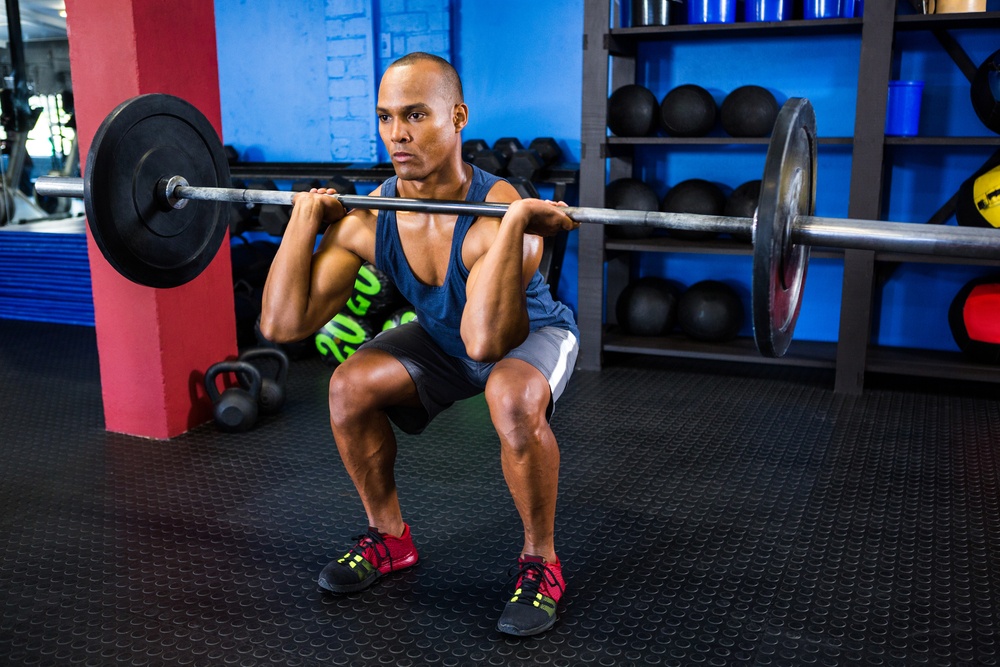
[{"xmin": 386, "ymin": 52, "xmax": 464, "ymax": 105}]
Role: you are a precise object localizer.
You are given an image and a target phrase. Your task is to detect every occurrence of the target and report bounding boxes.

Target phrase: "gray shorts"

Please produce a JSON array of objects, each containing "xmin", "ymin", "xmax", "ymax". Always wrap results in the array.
[{"xmin": 358, "ymin": 322, "xmax": 579, "ymax": 435}]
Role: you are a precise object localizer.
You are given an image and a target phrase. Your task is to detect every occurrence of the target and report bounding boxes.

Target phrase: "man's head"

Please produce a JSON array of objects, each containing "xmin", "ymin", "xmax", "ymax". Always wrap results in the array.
[
  {"xmin": 377, "ymin": 52, "xmax": 468, "ymax": 181},
  {"xmin": 386, "ymin": 52, "xmax": 464, "ymax": 105}
]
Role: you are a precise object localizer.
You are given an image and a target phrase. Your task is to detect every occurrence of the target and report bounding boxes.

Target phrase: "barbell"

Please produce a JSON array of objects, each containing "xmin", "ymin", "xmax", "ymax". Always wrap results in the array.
[{"xmin": 34, "ymin": 93, "xmax": 1000, "ymax": 358}]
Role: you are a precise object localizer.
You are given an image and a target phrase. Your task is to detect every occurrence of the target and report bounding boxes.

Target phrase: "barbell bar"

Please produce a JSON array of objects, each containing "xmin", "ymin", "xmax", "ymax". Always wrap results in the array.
[
  {"xmin": 37, "ymin": 173, "xmax": 1000, "ymax": 258},
  {"xmin": 33, "ymin": 93, "xmax": 1000, "ymax": 358}
]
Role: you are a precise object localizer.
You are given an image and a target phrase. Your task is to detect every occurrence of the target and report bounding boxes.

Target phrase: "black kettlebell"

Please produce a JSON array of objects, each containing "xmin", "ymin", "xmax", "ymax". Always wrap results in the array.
[
  {"xmin": 238, "ymin": 347, "xmax": 289, "ymax": 415},
  {"xmin": 205, "ymin": 360, "xmax": 262, "ymax": 433}
]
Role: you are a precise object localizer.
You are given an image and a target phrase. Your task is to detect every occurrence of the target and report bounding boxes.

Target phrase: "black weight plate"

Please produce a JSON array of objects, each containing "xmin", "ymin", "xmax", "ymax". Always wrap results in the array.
[
  {"xmin": 752, "ymin": 98, "xmax": 816, "ymax": 358},
  {"xmin": 84, "ymin": 94, "xmax": 230, "ymax": 288}
]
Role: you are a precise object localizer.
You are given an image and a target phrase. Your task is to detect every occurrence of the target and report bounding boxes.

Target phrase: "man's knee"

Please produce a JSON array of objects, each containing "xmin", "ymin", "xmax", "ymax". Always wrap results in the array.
[
  {"xmin": 328, "ymin": 361, "xmax": 369, "ymax": 429},
  {"xmin": 328, "ymin": 349, "xmax": 418, "ymax": 429},
  {"xmin": 485, "ymin": 362, "xmax": 552, "ymax": 447},
  {"xmin": 328, "ymin": 351, "xmax": 390, "ymax": 426}
]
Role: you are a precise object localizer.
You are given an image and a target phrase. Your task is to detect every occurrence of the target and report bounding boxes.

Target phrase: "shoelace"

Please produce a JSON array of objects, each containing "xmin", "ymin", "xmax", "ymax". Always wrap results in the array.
[
  {"xmin": 339, "ymin": 528, "xmax": 392, "ymax": 569},
  {"xmin": 505, "ymin": 560, "xmax": 562, "ymax": 606}
]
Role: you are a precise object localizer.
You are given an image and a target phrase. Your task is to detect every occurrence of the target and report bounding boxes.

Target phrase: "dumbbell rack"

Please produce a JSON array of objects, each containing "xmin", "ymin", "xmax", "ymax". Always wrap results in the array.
[{"xmin": 579, "ymin": 0, "xmax": 1000, "ymax": 393}]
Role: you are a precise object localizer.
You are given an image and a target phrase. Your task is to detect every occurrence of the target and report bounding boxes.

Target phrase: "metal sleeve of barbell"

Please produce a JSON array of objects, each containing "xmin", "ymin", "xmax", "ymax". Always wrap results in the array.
[
  {"xmin": 33, "ymin": 176, "xmax": 84, "ymax": 199},
  {"xmin": 793, "ymin": 215, "xmax": 1000, "ymax": 260}
]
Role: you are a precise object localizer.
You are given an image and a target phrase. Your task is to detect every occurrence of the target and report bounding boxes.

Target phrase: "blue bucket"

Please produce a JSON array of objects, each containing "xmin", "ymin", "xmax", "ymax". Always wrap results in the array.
[
  {"xmin": 885, "ymin": 81, "xmax": 924, "ymax": 137},
  {"xmin": 744, "ymin": 0, "xmax": 791, "ymax": 21},
  {"xmin": 687, "ymin": 0, "xmax": 736, "ymax": 24},
  {"xmin": 804, "ymin": 0, "xmax": 842, "ymax": 19}
]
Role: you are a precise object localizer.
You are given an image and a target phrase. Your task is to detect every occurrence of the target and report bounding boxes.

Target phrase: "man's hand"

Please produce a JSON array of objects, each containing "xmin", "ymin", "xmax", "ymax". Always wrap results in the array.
[
  {"xmin": 504, "ymin": 198, "xmax": 579, "ymax": 237},
  {"xmin": 291, "ymin": 188, "xmax": 348, "ymax": 226}
]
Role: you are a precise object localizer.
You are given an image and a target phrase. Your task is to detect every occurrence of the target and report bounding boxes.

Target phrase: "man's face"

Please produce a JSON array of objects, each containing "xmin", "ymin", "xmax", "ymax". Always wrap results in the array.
[{"xmin": 376, "ymin": 61, "xmax": 464, "ymax": 181}]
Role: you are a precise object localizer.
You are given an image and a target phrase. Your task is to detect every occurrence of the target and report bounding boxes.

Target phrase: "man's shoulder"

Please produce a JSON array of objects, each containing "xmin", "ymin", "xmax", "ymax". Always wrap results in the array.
[{"xmin": 484, "ymin": 178, "xmax": 520, "ymax": 205}]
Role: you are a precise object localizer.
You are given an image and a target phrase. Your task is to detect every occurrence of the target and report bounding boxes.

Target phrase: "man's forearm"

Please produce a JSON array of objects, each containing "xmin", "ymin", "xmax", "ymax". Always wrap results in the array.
[{"xmin": 260, "ymin": 199, "xmax": 327, "ymax": 342}]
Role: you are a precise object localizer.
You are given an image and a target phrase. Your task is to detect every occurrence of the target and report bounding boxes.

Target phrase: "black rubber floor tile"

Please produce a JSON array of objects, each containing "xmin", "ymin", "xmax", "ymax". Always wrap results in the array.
[{"xmin": 2, "ymin": 319, "xmax": 999, "ymax": 666}]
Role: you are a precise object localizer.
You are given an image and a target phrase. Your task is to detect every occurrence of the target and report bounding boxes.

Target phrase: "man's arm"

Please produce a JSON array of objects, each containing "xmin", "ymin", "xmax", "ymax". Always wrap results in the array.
[
  {"xmin": 461, "ymin": 197, "xmax": 577, "ymax": 362},
  {"xmin": 259, "ymin": 191, "xmax": 372, "ymax": 343}
]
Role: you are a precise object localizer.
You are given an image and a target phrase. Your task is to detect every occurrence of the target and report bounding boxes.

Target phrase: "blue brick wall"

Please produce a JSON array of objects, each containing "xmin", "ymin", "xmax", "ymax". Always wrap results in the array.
[
  {"xmin": 322, "ymin": 0, "xmax": 451, "ymax": 162},
  {"xmin": 217, "ymin": 0, "xmax": 452, "ymax": 163},
  {"xmin": 325, "ymin": 2, "xmax": 378, "ymax": 161},
  {"xmin": 375, "ymin": 0, "xmax": 451, "ymax": 82},
  {"xmin": 373, "ymin": 0, "xmax": 451, "ymax": 161}
]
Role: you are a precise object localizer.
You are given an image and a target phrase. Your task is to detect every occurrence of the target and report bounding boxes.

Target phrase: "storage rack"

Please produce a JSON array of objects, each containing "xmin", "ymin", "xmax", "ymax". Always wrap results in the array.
[{"xmin": 578, "ymin": 0, "xmax": 1000, "ymax": 392}]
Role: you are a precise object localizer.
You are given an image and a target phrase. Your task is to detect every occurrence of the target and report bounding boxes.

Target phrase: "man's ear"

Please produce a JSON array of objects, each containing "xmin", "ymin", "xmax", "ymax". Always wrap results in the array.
[{"xmin": 453, "ymin": 103, "xmax": 469, "ymax": 132}]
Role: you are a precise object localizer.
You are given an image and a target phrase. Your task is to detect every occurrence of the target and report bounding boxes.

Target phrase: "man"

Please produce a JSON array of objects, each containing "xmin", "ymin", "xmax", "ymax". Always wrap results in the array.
[{"xmin": 259, "ymin": 52, "xmax": 579, "ymax": 637}]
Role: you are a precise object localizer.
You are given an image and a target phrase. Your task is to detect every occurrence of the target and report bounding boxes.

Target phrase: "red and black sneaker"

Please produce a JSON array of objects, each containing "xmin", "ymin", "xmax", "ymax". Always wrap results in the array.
[
  {"xmin": 317, "ymin": 524, "xmax": 419, "ymax": 593},
  {"xmin": 496, "ymin": 554, "xmax": 566, "ymax": 636}
]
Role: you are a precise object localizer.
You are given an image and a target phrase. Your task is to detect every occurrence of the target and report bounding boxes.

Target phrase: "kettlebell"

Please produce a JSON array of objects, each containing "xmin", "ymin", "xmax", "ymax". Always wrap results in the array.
[
  {"xmin": 205, "ymin": 360, "xmax": 262, "ymax": 433},
  {"xmin": 238, "ymin": 347, "xmax": 289, "ymax": 415}
]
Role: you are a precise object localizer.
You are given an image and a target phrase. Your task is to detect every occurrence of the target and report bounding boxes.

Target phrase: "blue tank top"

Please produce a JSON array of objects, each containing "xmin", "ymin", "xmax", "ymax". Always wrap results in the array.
[{"xmin": 374, "ymin": 165, "xmax": 578, "ymax": 359}]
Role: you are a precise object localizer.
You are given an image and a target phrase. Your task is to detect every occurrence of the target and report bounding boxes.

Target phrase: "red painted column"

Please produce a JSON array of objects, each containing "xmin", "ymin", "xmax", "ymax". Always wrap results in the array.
[{"xmin": 65, "ymin": 0, "xmax": 237, "ymax": 439}]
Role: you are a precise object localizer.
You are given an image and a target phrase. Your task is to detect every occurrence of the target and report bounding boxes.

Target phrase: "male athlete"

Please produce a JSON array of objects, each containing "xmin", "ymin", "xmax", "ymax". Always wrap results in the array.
[{"xmin": 260, "ymin": 52, "xmax": 579, "ymax": 636}]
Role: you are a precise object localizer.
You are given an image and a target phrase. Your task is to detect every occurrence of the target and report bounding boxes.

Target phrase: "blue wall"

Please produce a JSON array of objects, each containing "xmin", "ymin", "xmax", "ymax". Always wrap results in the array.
[
  {"xmin": 215, "ymin": 0, "xmax": 330, "ymax": 162},
  {"xmin": 214, "ymin": 2, "xmax": 998, "ymax": 353},
  {"xmin": 454, "ymin": 1, "xmax": 583, "ymax": 162},
  {"xmin": 453, "ymin": 0, "xmax": 584, "ymax": 315}
]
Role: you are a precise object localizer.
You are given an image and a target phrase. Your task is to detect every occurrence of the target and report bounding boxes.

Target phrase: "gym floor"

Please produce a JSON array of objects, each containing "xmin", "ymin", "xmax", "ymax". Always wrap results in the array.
[{"xmin": 2, "ymin": 318, "xmax": 999, "ymax": 666}]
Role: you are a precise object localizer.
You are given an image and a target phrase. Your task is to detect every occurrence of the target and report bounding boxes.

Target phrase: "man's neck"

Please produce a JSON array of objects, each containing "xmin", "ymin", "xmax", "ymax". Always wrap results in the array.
[{"xmin": 396, "ymin": 157, "xmax": 471, "ymax": 201}]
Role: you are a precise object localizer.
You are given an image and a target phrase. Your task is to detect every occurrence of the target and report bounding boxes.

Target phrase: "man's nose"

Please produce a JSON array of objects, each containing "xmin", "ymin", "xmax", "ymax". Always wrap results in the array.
[{"xmin": 389, "ymin": 119, "xmax": 409, "ymax": 144}]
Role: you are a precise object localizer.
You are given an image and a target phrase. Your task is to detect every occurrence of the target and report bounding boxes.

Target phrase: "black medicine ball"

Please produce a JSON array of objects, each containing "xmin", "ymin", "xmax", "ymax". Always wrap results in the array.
[
  {"xmin": 661, "ymin": 179, "xmax": 727, "ymax": 241},
  {"xmin": 724, "ymin": 180, "xmax": 761, "ymax": 242},
  {"xmin": 721, "ymin": 86, "xmax": 780, "ymax": 138},
  {"xmin": 343, "ymin": 263, "xmax": 404, "ymax": 322},
  {"xmin": 608, "ymin": 84, "xmax": 660, "ymax": 137},
  {"xmin": 972, "ymin": 48, "xmax": 1000, "ymax": 135},
  {"xmin": 315, "ymin": 312, "xmax": 378, "ymax": 366},
  {"xmin": 382, "ymin": 307, "xmax": 418, "ymax": 331},
  {"xmin": 660, "ymin": 84, "xmax": 717, "ymax": 137},
  {"xmin": 605, "ymin": 177, "xmax": 659, "ymax": 239},
  {"xmin": 677, "ymin": 280, "xmax": 744, "ymax": 342},
  {"xmin": 615, "ymin": 276, "xmax": 680, "ymax": 337}
]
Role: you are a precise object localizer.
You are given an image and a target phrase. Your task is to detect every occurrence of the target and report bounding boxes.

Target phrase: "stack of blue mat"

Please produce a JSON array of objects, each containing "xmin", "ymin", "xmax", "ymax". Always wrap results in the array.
[{"xmin": 0, "ymin": 218, "xmax": 95, "ymax": 326}]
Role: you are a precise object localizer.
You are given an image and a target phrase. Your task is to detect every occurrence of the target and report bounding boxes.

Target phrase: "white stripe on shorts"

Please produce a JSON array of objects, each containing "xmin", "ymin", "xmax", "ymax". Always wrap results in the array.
[{"xmin": 548, "ymin": 330, "xmax": 578, "ymax": 404}]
